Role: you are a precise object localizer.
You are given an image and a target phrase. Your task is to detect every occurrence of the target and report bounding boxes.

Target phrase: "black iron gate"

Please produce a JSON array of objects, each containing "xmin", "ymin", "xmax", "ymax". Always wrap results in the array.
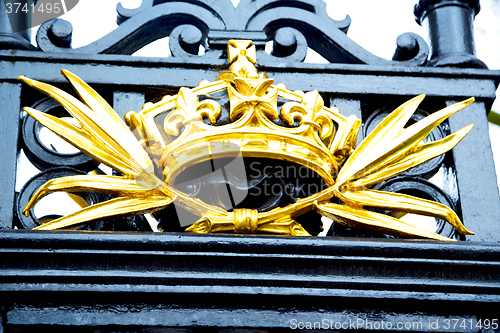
[{"xmin": 1, "ymin": 0, "xmax": 499, "ymax": 331}]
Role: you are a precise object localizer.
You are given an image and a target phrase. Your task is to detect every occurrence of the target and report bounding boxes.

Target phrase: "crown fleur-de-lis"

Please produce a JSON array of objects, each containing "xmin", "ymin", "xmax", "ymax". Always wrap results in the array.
[
  {"xmin": 164, "ymin": 87, "xmax": 221, "ymax": 136},
  {"xmin": 281, "ymin": 91, "xmax": 334, "ymax": 141}
]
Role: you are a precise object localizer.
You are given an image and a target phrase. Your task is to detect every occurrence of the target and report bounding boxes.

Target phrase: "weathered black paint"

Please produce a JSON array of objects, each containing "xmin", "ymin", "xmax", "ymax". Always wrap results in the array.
[
  {"xmin": 1, "ymin": 231, "xmax": 500, "ymax": 330},
  {"xmin": 0, "ymin": 82, "xmax": 22, "ymax": 229},
  {"xmin": 415, "ymin": 0, "xmax": 487, "ymax": 68}
]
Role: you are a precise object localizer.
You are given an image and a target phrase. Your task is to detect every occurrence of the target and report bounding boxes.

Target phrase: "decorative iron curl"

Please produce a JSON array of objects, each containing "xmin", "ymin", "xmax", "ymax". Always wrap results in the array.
[
  {"xmin": 169, "ymin": 25, "xmax": 204, "ymax": 57},
  {"xmin": 116, "ymin": 0, "xmax": 154, "ymax": 25},
  {"xmin": 15, "ymin": 167, "xmax": 98, "ymax": 229},
  {"xmin": 36, "ymin": 2, "xmax": 224, "ymax": 54},
  {"xmin": 117, "ymin": 0, "xmax": 350, "ymax": 31},
  {"xmin": 259, "ymin": 27, "xmax": 307, "ymax": 63},
  {"xmin": 35, "ymin": 0, "xmax": 427, "ymax": 66},
  {"xmin": 248, "ymin": 8, "xmax": 429, "ymax": 66}
]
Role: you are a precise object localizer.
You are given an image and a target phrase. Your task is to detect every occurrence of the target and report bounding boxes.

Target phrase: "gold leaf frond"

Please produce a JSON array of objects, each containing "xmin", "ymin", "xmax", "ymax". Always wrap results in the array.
[
  {"xmin": 314, "ymin": 202, "xmax": 453, "ymax": 241},
  {"xmin": 19, "ymin": 73, "xmax": 155, "ymax": 178},
  {"xmin": 338, "ymin": 189, "xmax": 474, "ymax": 235},
  {"xmin": 337, "ymin": 96, "xmax": 474, "ymax": 186},
  {"xmin": 23, "ymin": 107, "xmax": 140, "ymax": 175},
  {"xmin": 33, "ymin": 196, "xmax": 174, "ymax": 230},
  {"xmin": 338, "ymin": 94, "xmax": 426, "ymax": 183},
  {"xmin": 348, "ymin": 124, "xmax": 473, "ymax": 189},
  {"xmin": 23, "ymin": 175, "xmax": 164, "ymax": 216}
]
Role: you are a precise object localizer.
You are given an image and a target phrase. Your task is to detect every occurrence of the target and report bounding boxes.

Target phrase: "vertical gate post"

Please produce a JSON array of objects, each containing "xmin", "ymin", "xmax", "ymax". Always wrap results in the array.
[
  {"xmin": 0, "ymin": 0, "xmax": 36, "ymax": 50},
  {"xmin": 447, "ymin": 100, "xmax": 500, "ymax": 243},
  {"xmin": 0, "ymin": 83, "xmax": 22, "ymax": 229},
  {"xmin": 414, "ymin": 0, "xmax": 487, "ymax": 68}
]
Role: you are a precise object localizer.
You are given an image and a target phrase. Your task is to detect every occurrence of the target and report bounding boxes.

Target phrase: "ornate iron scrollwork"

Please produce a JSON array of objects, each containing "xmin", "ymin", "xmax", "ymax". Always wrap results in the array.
[{"xmin": 35, "ymin": 0, "xmax": 428, "ymax": 66}]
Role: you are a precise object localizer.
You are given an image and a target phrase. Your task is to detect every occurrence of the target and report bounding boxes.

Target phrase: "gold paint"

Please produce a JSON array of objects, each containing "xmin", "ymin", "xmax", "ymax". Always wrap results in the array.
[
  {"xmin": 18, "ymin": 40, "xmax": 475, "ymax": 240},
  {"xmin": 233, "ymin": 209, "xmax": 259, "ymax": 233}
]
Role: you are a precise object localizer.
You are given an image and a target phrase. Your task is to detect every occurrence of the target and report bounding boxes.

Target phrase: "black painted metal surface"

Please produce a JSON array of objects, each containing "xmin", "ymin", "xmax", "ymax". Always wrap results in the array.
[
  {"xmin": 1, "ymin": 231, "xmax": 500, "ymax": 331},
  {"xmin": 0, "ymin": 0, "xmax": 37, "ymax": 50},
  {"xmin": 0, "ymin": 82, "xmax": 22, "ymax": 229},
  {"xmin": 1, "ymin": 0, "xmax": 500, "ymax": 330}
]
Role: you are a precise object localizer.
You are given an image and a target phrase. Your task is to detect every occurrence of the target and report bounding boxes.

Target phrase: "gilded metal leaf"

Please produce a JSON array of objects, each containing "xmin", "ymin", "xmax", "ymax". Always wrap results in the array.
[{"xmin": 18, "ymin": 40, "xmax": 476, "ymax": 240}]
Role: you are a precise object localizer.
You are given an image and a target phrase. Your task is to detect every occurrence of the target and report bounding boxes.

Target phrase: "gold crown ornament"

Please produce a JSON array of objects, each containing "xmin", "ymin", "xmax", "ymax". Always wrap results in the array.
[{"xmin": 18, "ymin": 40, "xmax": 475, "ymax": 241}]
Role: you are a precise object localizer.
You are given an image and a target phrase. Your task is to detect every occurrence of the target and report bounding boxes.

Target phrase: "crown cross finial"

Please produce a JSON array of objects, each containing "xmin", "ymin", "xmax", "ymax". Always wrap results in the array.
[
  {"xmin": 225, "ymin": 40, "xmax": 261, "ymax": 79},
  {"xmin": 228, "ymin": 40, "xmax": 257, "ymax": 64}
]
